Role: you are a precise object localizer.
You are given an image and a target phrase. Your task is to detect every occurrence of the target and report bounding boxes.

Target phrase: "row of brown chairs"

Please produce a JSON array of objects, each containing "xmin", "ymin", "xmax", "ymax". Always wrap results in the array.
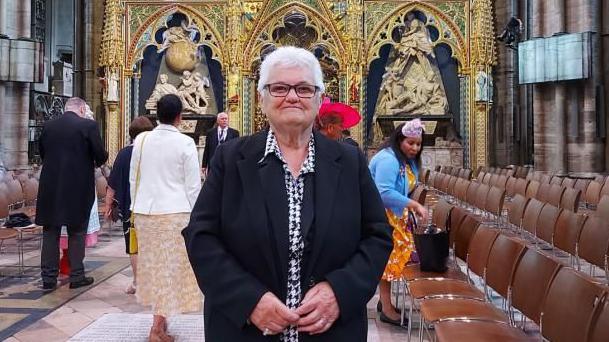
[
  {"xmin": 403, "ymin": 201, "xmax": 609, "ymax": 341},
  {"xmin": 437, "ymin": 166, "xmax": 472, "ymax": 181}
]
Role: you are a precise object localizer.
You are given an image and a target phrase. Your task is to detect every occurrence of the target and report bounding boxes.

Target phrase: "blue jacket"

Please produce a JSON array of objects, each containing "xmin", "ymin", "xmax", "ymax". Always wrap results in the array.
[{"xmin": 369, "ymin": 148, "xmax": 419, "ymax": 215}]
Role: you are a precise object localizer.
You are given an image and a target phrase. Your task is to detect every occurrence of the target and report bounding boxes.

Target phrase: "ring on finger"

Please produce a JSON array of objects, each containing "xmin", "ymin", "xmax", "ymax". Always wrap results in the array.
[{"xmin": 263, "ymin": 327, "xmax": 271, "ymax": 336}]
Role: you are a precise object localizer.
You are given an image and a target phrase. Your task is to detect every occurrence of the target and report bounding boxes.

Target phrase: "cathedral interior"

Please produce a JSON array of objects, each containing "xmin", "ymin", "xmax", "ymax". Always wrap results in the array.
[{"xmin": 1, "ymin": 0, "xmax": 609, "ymax": 341}]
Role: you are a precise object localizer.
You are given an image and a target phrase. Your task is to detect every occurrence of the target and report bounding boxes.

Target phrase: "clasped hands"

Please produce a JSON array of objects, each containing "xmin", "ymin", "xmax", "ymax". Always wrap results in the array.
[{"xmin": 249, "ymin": 281, "xmax": 339, "ymax": 336}]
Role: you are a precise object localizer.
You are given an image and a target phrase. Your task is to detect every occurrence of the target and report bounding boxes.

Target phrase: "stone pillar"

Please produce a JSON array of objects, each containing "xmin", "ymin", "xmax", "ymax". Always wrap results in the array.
[
  {"xmin": 0, "ymin": 0, "xmax": 31, "ymax": 170},
  {"xmin": 552, "ymin": 0, "xmax": 567, "ymax": 175},
  {"xmin": 604, "ymin": 0, "xmax": 609, "ymax": 171},
  {"xmin": 73, "ymin": 0, "xmax": 84, "ymax": 97}
]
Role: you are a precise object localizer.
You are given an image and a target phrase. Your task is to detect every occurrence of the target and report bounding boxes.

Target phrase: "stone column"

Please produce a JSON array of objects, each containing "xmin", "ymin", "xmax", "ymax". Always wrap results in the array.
[
  {"xmin": 0, "ymin": 0, "xmax": 31, "ymax": 170},
  {"xmin": 552, "ymin": 0, "xmax": 567, "ymax": 175},
  {"xmin": 604, "ymin": 0, "xmax": 609, "ymax": 171}
]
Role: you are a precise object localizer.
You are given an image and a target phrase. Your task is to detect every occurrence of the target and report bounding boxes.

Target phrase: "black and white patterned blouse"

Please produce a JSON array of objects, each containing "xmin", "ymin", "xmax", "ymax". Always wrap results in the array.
[{"xmin": 259, "ymin": 129, "xmax": 316, "ymax": 342}]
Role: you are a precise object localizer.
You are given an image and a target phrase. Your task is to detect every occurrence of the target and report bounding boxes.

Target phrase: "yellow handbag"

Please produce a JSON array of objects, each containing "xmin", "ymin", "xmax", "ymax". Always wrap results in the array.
[{"xmin": 128, "ymin": 132, "xmax": 149, "ymax": 254}]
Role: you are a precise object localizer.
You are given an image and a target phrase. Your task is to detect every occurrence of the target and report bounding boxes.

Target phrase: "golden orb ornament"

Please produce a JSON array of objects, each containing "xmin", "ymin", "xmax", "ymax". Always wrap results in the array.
[{"xmin": 165, "ymin": 41, "xmax": 198, "ymax": 73}]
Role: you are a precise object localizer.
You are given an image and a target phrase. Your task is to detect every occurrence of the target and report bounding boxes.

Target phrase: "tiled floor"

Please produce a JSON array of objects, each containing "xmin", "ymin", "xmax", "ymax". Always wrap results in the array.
[{"xmin": 1, "ymin": 226, "xmax": 419, "ymax": 341}]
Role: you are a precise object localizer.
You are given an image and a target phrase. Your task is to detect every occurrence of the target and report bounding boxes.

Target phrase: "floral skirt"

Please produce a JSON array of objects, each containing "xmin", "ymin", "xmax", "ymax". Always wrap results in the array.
[
  {"xmin": 382, "ymin": 209, "xmax": 416, "ymax": 281},
  {"xmin": 134, "ymin": 213, "xmax": 203, "ymax": 316}
]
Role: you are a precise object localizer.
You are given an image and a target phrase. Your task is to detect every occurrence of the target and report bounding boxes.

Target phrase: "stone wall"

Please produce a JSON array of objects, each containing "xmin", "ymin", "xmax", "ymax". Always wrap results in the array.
[{"xmin": 493, "ymin": 0, "xmax": 607, "ymax": 174}]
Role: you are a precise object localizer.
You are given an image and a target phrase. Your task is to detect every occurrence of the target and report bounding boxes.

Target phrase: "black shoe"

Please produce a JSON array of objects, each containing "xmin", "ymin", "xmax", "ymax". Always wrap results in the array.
[
  {"xmin": 377, "ymin": 301, "xmax": 402, "ymax": 314},
  {"xmin": 42, "ymin": 282, "xmax": 57, "ymax": 290},
  {"xmin": 69, "ymin": 276, "xmax": 94, "ymax": 289},
  {"xmin": 379, "ymin": 311, "xmax": 407, "ymax": 327}
]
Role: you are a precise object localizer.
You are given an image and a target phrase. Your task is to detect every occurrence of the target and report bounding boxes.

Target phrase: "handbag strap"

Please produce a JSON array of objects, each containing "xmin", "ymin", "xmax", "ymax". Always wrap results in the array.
[{"xmin": 129, "ymin": 132, "xmax": 149, "ymax": 224}]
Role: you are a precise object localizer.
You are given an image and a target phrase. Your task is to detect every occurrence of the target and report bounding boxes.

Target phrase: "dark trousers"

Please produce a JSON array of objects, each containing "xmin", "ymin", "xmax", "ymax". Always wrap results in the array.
[{"xmin": 41, "ymin": 225, "xmax": 86, "ymax": 283}]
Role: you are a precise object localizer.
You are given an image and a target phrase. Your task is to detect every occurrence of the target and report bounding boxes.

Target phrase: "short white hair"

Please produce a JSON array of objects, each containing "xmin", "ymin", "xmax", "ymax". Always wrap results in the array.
[{"xmin": 257, "ymin": 46, "xmax": 325, "ymax": 93}]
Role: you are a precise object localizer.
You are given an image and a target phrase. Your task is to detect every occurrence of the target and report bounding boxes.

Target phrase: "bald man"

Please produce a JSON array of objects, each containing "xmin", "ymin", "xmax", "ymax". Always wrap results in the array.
[
  {"xmin": 36, "ymin": 97, "xmax": 108, "ymax": 290},
  {"xmin": 201, "ymin": 112, "xmax": 239, "ymax": 175}
]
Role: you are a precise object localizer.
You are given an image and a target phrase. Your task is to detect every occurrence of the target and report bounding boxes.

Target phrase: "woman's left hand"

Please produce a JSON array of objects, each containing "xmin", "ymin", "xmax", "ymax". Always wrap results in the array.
[{"xmin": 295, "ymin": 281, "xmax": 340, "ymax": 334}]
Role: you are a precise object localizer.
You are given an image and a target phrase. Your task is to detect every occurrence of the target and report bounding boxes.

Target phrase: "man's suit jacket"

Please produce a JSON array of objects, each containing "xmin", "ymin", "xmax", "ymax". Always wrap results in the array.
[
  {"xmin": 36, "ymin": 112, "xmax": 108, "ymax": 228},
  {"xmin": 183, "ymin": 130, "xmax": 392, "ymax": 341},
  {"xmin": 201, "ymin": 126, "xmax": 239, "ymax": 168}
]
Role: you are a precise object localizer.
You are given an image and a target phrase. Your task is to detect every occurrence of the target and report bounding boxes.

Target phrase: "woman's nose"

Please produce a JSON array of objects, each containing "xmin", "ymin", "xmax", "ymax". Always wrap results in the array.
[{"xmin": 285, "ymin": 88, "xmax": 300, "ymax": 102}]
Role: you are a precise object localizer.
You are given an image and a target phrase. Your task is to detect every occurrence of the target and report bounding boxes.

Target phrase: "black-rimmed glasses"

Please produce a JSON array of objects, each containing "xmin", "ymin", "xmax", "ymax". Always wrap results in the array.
[{"xmin": 264, "ymin": 83, "xmax": 319, "ymax": 98}]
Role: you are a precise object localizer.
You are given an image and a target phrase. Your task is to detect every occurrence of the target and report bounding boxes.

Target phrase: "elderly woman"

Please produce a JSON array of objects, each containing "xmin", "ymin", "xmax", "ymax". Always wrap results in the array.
[
  {"xmin": 183, "ymin": 46, "xmax": 392, "ymax": 341},
  {"xmin": 368, "ymin": 119, "xmax": 428, "ymax": 326},
  {"xmin": 130, "ymin": 94, "xmax": 202, "ymax": 341}
]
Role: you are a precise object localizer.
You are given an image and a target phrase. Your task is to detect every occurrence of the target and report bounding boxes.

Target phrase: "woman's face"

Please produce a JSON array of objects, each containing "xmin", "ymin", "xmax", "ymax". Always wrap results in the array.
[
  {"xmin": 259, "ymin": 65, "xmax": 322, "ymax": 131},
  {"xmin": 400, "ymin": 136, "xmax": 422, "ymax": 159}
]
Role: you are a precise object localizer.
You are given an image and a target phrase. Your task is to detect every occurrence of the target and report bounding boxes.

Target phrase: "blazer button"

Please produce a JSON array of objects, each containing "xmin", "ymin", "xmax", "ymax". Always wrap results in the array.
[{"xmin": 308, "ymin": 277, "xmax": 316, "ymax": 288}]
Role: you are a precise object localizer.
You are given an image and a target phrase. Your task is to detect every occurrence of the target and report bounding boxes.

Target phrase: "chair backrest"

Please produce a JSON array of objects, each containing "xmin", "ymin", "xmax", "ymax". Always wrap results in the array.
[
  {"xmin": 574, "ymin": 178, "xmax": 591, "ymax": 194},
  {"xmin": 599, "ymin": 181, "xmax": 609, "ymax": 202},
  {"xmin": 447, "ymin": 176, "xmax": 458, "ymax": 196},
  {"xmin": 485, "ymin": 234, "xmax": 526, "ymax": 298},
  {"xmin": 428, "ymin": 172, "xmax": 438, "ymax": 188},
  {"xmin": 535, "ymin": 182, "xmax": 552, "ymax": 203},
  {"xmin": 474, "ymin": 183, "xmax": 491, "ymax": 211},
  {"xmin": 505, "ymin": 176, "xmax": 517, "ymax": 197},
  {"xmin": 465, "ymin": 226, "xmax": 500, "ymax": 278},
  {"xmin": 521, "ymin": 198, "xmax": 545, "ymax": 235},
  {"xmin": 482, "ymin": 173, "xmax": 492, "ymax": 185},
  {"xmin": 584, "ymin": 181, "xmax": 603, "ymax": 207},
  {"xmin": 485, "ymin": 186, "xmax": 506, "ymax": 217},
  {"xmin": 541, "ymin": 267, "xmax": 606, "ymax": 342},
  {"xmin": 588, "ymin": 292, "xmax": 609, "ymax": 342},
  {"xmin": 562, "ymin": 177, "xmax": 576, "ymax": 188},
  {"xmin": 419, "ymin": 168, "xmax": 430, "ymax": 184},
  {"xmin": 594, "ymin": 175, "xmax": 606, "ymax": 184},
  {"xmin": 495, "ymin": 175, "xmax": 508, "ymax": 189},
  {"xmin": 454, "ymin": 214, "xmax": 482, "ymax": 261},
  {"xmin": 411, "ymin": 184, "xmax": 427, "ymax": 206},
  {"xmin": 461, "ymin": 169, "xmax": 471, "ymax": 180},
  {"xmin": 6, "ymin": 179, "xmax": 24, "ymax": 205},
  {"xmin": 578, "ymin": 215, "xmax": 609, "ymax": 269},
  {"xmin": 431, "ymin": 199, "xmax": 453, "ymax": 230},
  {"xmin": 554, "ymin": 210, "xmax": 587, "ymax": 256},
  {"xmin": 526, "ymin": 180, "xmax": 541, "ymax": 199},
  {"xmin": 476, "ymin": 170, "xmax": 486, "ymax": 182},
  {"xmin": 507, "ymin": 194, "xmax": 530, "ymax": 228},
  {"xmin": 440, "ymin": 174, "xmax": 452, "ymax": 193},
  {"xmin": 560, "ymin": 187, "xmax": 582, "ymax": 212},
  {"xmin": 595, "ymin": 195, "xmax": 609, "ymax": 221},
  {"xmin": 514, "ymin": 178, "xmax": 530, "ymax": 197},
  {"xmin": 540, "ymin": 174, "xmax": 552, "ymax": 184},
  {"xmin": 466, "ymin": 181, "xmax": 480, "ymax": 206},
  {"xmin": 547, "ymin": 184, "xmax": 566, "ymax": 207},
  {"xmin": 0, "ymin": 194, "xmax": 9, "ymax": 220},
  {"xmin": 550, "ymin": 176, "xmax": 564, "ymax": 185},
  {"xmin": 449, "ymin": 206, "xmax": 469, "ymax": 241},
  {"xmin": 453, "ymin": 179, "xmax": 468, "ymax": 202},
  {"xmin": 95, "ymin": 176, "xmax": 108, "ymax": 198},
  {"xmin": 22, "ymin": 178, "xmax": 39, "ymax": 202},
  {"xmin": 535, "ymin": 204, "xmax": 562, "ymax": 244},
  {"xmin": 511, "ymin": 248, "xmax": 562, "ymax": 324},
  {"xmin": 489, "ymin": 173, "xmax": 500, "ymax": 187}
]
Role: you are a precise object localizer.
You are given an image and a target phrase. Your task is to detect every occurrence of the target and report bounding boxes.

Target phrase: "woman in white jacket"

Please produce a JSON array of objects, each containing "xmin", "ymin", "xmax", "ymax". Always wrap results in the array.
[{"xmin": 129, "ymin": 94, "xmax": 202, "ymax": 342}]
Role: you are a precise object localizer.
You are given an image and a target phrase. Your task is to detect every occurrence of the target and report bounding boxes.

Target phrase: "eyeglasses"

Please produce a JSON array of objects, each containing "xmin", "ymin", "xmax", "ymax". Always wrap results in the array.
[{"xmin": 264, "ymin": 83, "xmax": 319, "ymax": 98}]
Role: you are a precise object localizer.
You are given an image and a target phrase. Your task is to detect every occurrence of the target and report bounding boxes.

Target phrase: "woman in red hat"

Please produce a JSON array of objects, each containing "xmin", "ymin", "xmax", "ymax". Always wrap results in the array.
[{"xmin": 316, "ymin": 99, "xmax": 361, "ymax": 144}]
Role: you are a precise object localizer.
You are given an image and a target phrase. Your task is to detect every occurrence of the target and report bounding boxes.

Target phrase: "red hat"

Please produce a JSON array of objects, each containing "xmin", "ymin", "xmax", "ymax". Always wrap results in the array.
[{"xmin": 318, "ymin": 98, "xmax": 361, "ymax": 129}]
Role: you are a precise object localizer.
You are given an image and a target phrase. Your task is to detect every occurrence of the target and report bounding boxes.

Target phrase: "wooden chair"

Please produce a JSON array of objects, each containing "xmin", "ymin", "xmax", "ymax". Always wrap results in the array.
[
  {"xmin": 553, "ymin": 210, "xmax": 587, "ymax": 263},
  {"xmin": 577, "ymin": 215, "xmax": 609, "ymax": 280},
  {"xmin": 431, "ymin": 199, "xmax": 453, "ymax": 229},
  {"xmin": 95, "ymin": 176, "xmax": 108, "ymax": 199},
  {"xmin": 465, "ymin": 182, "xmax": 480, "ymax": 209},
  {"xmin": 525, "ymin": 180, "xmax": 541, "ymax": 199},
  {"xmin": 513, "ymin": 178, "xmax": 530, "ymax": 197},
  {"xmin": 510, "ymin": 248, "xmax": 562, "ymax": 327},
  {"xmin": 476, "ymin": 171, "xmax": 486, "ymax": 183},
  {"xmin": 482, "ymin": 173, "xmax": 492, "ymax": 185},
  {"xmin": 539, "ymin": 174, "xmax": 551, "ymax": 184},
  {"xmin": 595, "ymin": 195, "xmax": 609, "ymax": 221},
  {"xmin": 435, "ymin": 320, "xmax": 535, "ymax": 342},
  {"xmin": 535, "ymin": 182, "xmax": 552, "ymax": 203},
  {"xmin": 474, "ymin": 184, "xmax": 491, "ymax": 213},
  {"xmin": 535, "ymin": 204, "xmax": 562, "ymax": 246},
  {"xmin": 411, "ymin": 184, "xmax": 427, "ymax": 206},
  {"xmin": 587, "ymin": 292, "xmax": 609, "ymax": 342},
  {"xmin": 550, "ymin": 176, "xmax": 564, "ymax": 185},
  {"xmin": 547, "ymin": 184, "xmax": 566, "ymax": 207},
  {"xmin": 562, "ymin": 177, "xmax": 576, "ymax": 188},
  {"xmin": 505, "ymin": 176, "xmax": 517, "ymax": 197},
  {"xmin": 540, "ymin": 267, "xmax": 606, "ymax": 342},
  {"xmin": 584, "ymin": 180, "xmax": 603, "ymax": 208},
  {"xmin": 506, "ymin": 194, "xmax": 530, "ymax": 229},
  {"xmin": 484, "ymin": 186, "xmax": 506, "ymax": 224},
  {"xmin": 560, "ymin": 187, "xmax": 582, "ymax": 212},
  {"xmin": 574, "ymin": 178, "xmax": 591, "ymax": 195},
  {"xmin": 521, "ymin": 198, "xmax": 545, "ymax": 237}
]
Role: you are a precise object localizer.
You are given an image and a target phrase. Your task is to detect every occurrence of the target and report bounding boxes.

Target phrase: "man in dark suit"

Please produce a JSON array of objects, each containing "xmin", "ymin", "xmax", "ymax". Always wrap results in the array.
[
  {"xmin": 36, "ymin": 97, "xmax": 108, "ymax": 290},
  {"xmin": 201, "ymin": 112, "xmax": 239, "ymax": 176}
]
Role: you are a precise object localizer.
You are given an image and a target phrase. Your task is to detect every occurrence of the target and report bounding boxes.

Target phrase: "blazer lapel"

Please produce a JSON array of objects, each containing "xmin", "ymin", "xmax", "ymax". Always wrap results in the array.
[
  {"xmin": 306, "ymin": 132, "xmax": 342, "ymax": 276},
  {"xmin": 236, "ymin": 132, "xmax": 284, "ymax": 288}
]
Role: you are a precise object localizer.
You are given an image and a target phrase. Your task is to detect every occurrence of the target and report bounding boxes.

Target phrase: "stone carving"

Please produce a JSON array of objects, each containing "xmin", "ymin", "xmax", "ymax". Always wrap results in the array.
[
  {"xmin": 145, "ymin": 74, "xmax": 179, "ymax": 110},
  {"xmin": 476, "ymin": 70, "xmax": 492, "ymax": 102},
  {"xmin": 107, "ymin": 70, "xmax": 119, "ymax": 102},
  {"xmin": 145, "ymin": 72, "xmax": 210, "ymax": 114}
]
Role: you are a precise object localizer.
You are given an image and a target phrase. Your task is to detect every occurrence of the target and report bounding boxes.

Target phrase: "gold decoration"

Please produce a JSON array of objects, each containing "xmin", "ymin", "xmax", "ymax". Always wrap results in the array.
[{"xmin": 100, "ymin": 0, "xmax": 124, "ymax": 70}]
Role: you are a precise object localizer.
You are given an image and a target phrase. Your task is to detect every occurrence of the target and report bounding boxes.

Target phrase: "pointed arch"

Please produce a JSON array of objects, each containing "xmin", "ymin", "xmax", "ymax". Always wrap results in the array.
[{"xmin": 125, "ymin": 4, "xmax": 224, "ymax": 70}]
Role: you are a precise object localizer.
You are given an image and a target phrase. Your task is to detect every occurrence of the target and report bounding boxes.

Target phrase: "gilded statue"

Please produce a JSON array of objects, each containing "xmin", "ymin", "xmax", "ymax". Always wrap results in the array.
[{"xmin": 161, "ymin": 20, "xmax": 200, "ymax": 73}]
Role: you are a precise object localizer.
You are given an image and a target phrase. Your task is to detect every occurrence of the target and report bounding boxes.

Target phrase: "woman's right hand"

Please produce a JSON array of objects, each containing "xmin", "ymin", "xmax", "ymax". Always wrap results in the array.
[
  {"xmin": 250, "ymin": 292, "xmax": 299, "ymax": 336},
  {"xmin": 406, "ymin": 200, "xmax": 428, "ymax": 223}
]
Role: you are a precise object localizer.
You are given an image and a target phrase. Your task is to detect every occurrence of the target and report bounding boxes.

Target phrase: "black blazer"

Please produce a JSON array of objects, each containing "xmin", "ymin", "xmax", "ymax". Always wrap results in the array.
[
  {"xmin": 35, "ymin": 112, "xmax": 108, "ymax": 228},
  {"xmin": 201, "ymin": 126, "xmax": 239, "ymax": 168},
  {"xmin": 183, "ymin": 130, "xmax": 392, "ymax": 341}
]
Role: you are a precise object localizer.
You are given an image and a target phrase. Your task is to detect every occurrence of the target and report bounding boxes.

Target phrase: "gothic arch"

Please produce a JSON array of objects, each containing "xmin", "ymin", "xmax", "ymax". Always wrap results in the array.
[
  {"xmin": 365, "ymin": 2, "xmax": 467, "ymax": 68},
  {"xmin": 126, "ymin": 4, "xmax": 224, "ymax": 71},
  {"xmin": 242, "ymin": 2, "xmax": 347, "ymax": 72}
]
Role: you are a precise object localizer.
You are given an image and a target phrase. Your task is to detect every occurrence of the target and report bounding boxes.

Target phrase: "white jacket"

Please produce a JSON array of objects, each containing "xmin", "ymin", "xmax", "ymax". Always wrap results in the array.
[{"xmin": 129, "ymin": 124, "xmax": 201, "ymax": 215}]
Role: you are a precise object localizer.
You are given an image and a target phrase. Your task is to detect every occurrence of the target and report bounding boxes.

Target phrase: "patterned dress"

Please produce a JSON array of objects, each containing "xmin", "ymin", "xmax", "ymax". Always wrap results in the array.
[{"xmin": 368, "ymin": 148, "xmax": 418, "ymax": 281}]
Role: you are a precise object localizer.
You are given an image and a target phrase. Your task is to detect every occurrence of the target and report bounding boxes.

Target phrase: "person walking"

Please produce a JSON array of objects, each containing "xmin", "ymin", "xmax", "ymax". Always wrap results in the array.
[
  {"xmin": 104, "ymin": 116, "xmax": 154, "ymax": 294},
  {"xmin": 130, "ymin": 94, "xmax": 202, "ymax": 341},
  {"xmin": 36, "ymin": 97, "xmax": 108, "ymax": 290},
  {"xmin": 201, "ymin": 112, "xmax": 239, "ymax": 176}
]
